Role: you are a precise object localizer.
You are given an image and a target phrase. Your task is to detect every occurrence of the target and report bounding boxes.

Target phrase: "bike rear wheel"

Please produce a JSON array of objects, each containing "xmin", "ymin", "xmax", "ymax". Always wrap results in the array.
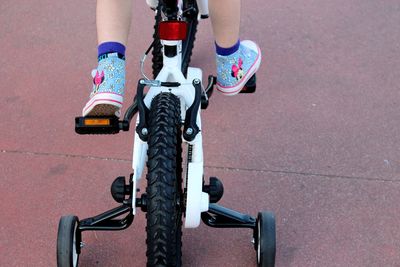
[
  {"xmin": 145, "ymin": 93, "xmax": 183, "ymax": 267},
  {"xmin": 152, "ymin": 1, "xmax": 198, "ymax": 78}
]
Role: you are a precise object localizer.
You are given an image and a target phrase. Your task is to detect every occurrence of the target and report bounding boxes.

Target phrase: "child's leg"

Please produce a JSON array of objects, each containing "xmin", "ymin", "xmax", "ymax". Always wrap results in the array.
[
  {"xmin": 82, "ymin": 0, "xmax": 133, "ymax": 117},
  {"xmin": 209, "ymin": 0, "xmax": 241, "ymax": 48},
  {"xmin": 209, "ymin": 0, "xmax": 261, "ymax": 96},
  {"xmin": 97, "ymin": 0, "xmax": 133, "ymax": 45}
]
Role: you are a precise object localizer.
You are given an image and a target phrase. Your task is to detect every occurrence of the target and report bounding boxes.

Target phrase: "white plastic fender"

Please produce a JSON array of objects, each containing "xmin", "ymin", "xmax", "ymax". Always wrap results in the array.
[
  {"xmin": 132, "ymin": 124, "xmax": 148, "ymax": 182},
  {"xmin": 131, "ymin": 123, "xmax": 148, "ymax": 212},
  {"xmin": 131, "ymin": 179, "xmax": 137, "ymax": 214},
  {"xmin": 184, "ymin": 162, "xmax": 209, "ymax": 228}
]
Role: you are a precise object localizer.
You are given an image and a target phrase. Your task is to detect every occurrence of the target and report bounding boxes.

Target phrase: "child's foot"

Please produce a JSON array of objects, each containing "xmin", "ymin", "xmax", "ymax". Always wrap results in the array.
[
  {"xmin": 216, "ymin": 40, "xmax": 261, "ymax": 96},
  {"xmin": 82, "ymin": 52, "xmax": 125, "ymax": 117}
]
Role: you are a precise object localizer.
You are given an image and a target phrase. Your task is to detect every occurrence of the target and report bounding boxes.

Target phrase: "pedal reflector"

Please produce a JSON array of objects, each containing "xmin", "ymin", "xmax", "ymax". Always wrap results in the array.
[{"xmin": 83, "ymin": 118, "xmax": 111, "ymax": 126}]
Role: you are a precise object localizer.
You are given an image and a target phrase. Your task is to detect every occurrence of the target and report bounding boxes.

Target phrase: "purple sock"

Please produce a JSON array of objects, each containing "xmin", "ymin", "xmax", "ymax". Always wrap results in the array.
[
  {"xmin": 215, "ymin": 39, "xmax": 240, "ymax": 56},
  {"xmin": 98, "ymin": 42, "xmax": 126, "ymax": 61}
]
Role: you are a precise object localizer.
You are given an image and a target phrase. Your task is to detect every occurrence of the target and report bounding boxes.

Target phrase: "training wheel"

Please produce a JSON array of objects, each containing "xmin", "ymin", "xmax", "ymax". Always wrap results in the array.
[
  {"xmin": 254, "ymin": 211, "xmax": 276, "ymax": 267},
  {"xmin": 57, "ymin": 215, "xmax": 81, "ymax": 267}
]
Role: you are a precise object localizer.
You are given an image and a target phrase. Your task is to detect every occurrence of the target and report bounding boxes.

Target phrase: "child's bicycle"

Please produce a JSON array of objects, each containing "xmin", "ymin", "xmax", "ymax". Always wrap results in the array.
[{"xmin": 57, "ymin": 0, "xmax": 276, "ymax": 266}]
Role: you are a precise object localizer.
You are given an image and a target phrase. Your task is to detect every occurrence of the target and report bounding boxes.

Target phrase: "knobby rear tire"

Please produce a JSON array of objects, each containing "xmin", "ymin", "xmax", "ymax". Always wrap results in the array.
[{"xmin": 145, "ymin": 93, "xmax": 183, "ymax": 267}]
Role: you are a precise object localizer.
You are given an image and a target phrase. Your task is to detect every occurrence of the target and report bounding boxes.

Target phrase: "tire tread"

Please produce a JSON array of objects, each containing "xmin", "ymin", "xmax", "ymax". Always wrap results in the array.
[{"xmin": 146, "ymin": 93, "xmax": 183, "ymax": 267}]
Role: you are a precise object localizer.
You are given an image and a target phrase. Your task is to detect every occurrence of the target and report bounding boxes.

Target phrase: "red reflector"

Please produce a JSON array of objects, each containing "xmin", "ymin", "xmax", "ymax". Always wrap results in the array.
[{"xmin": 158, "ymin": 21, "xmax": 187, "ymax": 41}]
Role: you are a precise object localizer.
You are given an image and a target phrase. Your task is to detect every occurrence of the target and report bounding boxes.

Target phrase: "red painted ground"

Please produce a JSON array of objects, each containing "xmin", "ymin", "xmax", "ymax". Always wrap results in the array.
[{"xmin": 1, "ymin": 0, "xmax": 400, "ymax": 266}]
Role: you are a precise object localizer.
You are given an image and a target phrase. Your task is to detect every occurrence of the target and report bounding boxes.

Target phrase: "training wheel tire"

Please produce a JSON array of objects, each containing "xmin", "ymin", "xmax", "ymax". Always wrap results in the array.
[
  {"xmin": 57, "ymin": 215, "xmax": 81, "ymax": 267},
  {"xmin": 255, "ymin": 212, "xmax": 276, "ymax": 267}
]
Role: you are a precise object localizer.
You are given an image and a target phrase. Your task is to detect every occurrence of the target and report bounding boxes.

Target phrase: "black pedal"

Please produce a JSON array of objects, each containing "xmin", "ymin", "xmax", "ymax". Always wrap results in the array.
[
  {"xmin": 203, "ymin": 177, "xmax": 224, "ymax": 203},
  {"xmin": 75, "ymin": 116, "xmax": 128, "ymax": 135},
  {"xmin": 111, "ymin": 176, "xmax": 132, "ymax": 203},
  {"xmin": 240, "ymin": 74, "xmax": 256, "ymax": 94}
]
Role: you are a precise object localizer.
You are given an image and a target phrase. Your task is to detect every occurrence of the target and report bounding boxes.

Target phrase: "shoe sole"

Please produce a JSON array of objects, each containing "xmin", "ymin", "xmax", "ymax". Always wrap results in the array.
[{"xmin": 82, "ymin": 92, "xmax": 123, "ymax": 116}]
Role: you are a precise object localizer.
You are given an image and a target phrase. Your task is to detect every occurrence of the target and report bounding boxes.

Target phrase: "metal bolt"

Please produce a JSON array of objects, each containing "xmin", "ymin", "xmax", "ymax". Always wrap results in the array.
[
  {"xmin": 193, "ymin": 79, "xmax": 200, "ymax": 85},
  {"xmin": 251, "ymin": 238, "xmax": 255, "ymax": 245},
  {"xmin": 139, "ymin": 79, "xmax": 145, "ymax": 84},
  {"xmin": 186, "ymin": 128, "xmax": 193, "ymax": 135},
  {"xmin": 141, "ymin": 128, "xmax": 148, "ymax": 135},
  {"xmin": 80, "ymin": 242, "xmax": 86, "ymax": 248}
]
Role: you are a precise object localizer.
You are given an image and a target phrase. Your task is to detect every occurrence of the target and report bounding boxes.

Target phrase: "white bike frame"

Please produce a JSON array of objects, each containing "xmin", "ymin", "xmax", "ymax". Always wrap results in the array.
[
  {"xmin": 131, "ymin": 1, "xmax": 210, "ymax": 228},
  {"xmin": 146, "ymin": 0, "xmax": 209, "ymax": 18}
]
